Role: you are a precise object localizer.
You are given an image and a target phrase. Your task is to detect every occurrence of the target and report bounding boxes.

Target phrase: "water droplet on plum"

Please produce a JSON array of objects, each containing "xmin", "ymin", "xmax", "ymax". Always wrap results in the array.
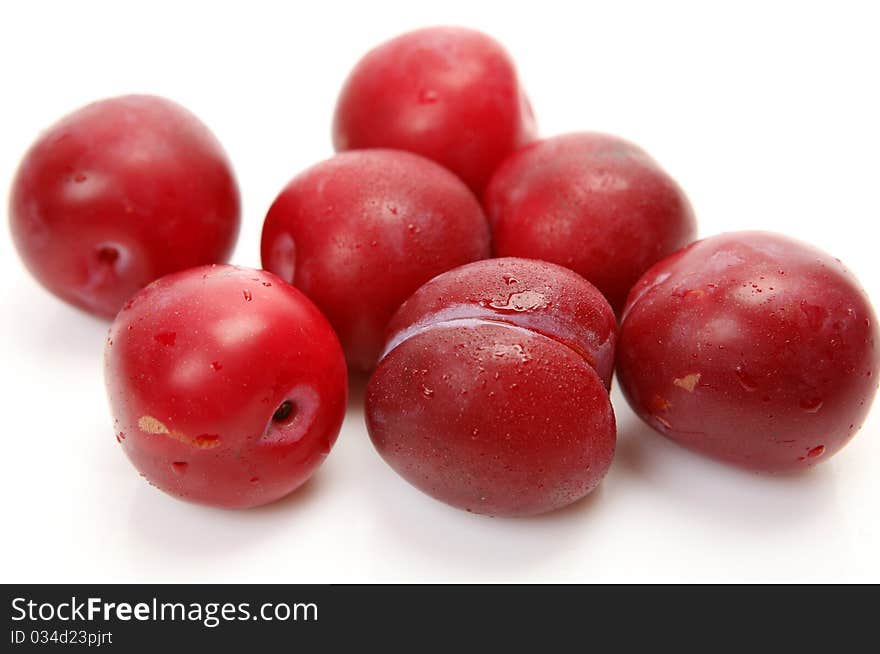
[
  {"xmin": 418, "ymin": 89, "xmax": 438, "ymax": 104},
  {"xmin": 807, "ymin": 445, "xmax": 825, "ymax": 458},
  {"xmin": 800, "ymin": 398, "xmax": 824, "ymax": 413},
  {"xmin": 735, "ymin": 365, "xmax": 758, "ymax": 391},
  {"xmin": 154, "ymin": 331, "xmax": 176, "ymax": 346}
]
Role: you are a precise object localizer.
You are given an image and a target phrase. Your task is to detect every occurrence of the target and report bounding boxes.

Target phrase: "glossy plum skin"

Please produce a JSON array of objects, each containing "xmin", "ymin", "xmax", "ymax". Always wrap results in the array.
[
  {"xmin": 383, "ymin": 256, "xmax": 618, "ymax": 388},
  {"xmin": 484, "ymin": 132, "xmax": 696, "ymax": 313},
  {"xmin": 366, "ymin": 258, "xmax": 617, "ymax": 517},
  {"xmin": 104, "ymin": 265, "xmax": 347, "ymax": 508},
  {"xmin": 617, "ymin": 231, "xmax": 880, "ymax": 472},
  {"xmin": 332, "ymin": 26, "xmax": 537, "ymax": 194},
  {"xmin": 261, "ymin": 149, "xmax": 490, "ymax": 371},
  {"xmin": 9, "ymin": 95, "xmax": 240, "ymax": 319}
]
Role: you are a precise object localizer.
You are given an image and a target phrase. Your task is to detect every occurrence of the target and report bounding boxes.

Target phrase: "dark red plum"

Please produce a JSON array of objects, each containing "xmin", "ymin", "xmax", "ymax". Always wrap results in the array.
[
  {"xmin": 333, "ymin": 26, "xmax": 537, "ymax": 193},
  {"xmin": 617, "ymin": 231, "xmax": 879, "ymax": 472},
  {"xmin": 484, "ymin": 132, "xmax": 696, "ymax": 312},
  {"xmin": 366, "ymin": 258, "xmax": 617, "ymax": 517},
  {"xmin": 10, "ymin": 95, "xmax": 240, "ymax": 318},
  {"xmin": 261, "ymin": 149, "xmax": 490, "ymax": 371},
  {"xmin": 105, "ymin": 265, "xmax": 347, "ymax": 508}
]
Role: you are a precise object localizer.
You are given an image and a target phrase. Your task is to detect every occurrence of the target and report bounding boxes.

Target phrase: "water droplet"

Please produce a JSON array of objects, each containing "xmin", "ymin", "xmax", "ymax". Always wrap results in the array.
[
  {"xmin": 154, "ymin": 331, "xmax": 176, "ymax": 346},
  {"xmin": 800, "ymin": 398, "xmax": 823, "ymax": 413},
  {"xmin": 171, "ymin": 462, "xmax": 188, "ymax": 475},
  {"xmin": 249, "ymin": 476, "xmax": 260, "ymax": 484},
  {"xmin": 673, "ymin": 287, "xmax": 705, "ymax": 300},
  {"xmin": 73, "ymin": 173, "xmax": 87, "ymax": 183},
  {"xmin": 421, "ymin": 386, "xmax": 434, "ymax": 398},
  {"xmin": 115, "ymin": 432, "xmax": 125, "ymax": 443},
  {"xmin": 735, "ymin": 365, "xmax": 758, "ymax": 392},
  {"xmin": 418, "ymin": 89, "xmax": 438, "ymax": 104},
  {"xmin": 485, "ymin": 290, "xmax": 548, "ymax": 313},
  {"xmin": 210, "ymin": 361, "xmax": 223, "ymax": 371},
  {"xmin": 243, "ymin": 289, "xmax": 252, "ymax": 302},
  {"xmin": 502, "ymin": 274, "xmax": 518, "ymax": 285},
  {"xmin": 807, "ymin": 445, "xmax": 825, "ymax": 458},
  {"xmin": 261, "ymin": 281, "xmax": 272, "ymax": 287}
]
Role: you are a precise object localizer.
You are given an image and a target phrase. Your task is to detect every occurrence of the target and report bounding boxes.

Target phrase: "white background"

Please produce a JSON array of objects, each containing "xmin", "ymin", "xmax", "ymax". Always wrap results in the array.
[{"xmin": 1, "ymin": 0, "xmax": 878, "ymax": 583}]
